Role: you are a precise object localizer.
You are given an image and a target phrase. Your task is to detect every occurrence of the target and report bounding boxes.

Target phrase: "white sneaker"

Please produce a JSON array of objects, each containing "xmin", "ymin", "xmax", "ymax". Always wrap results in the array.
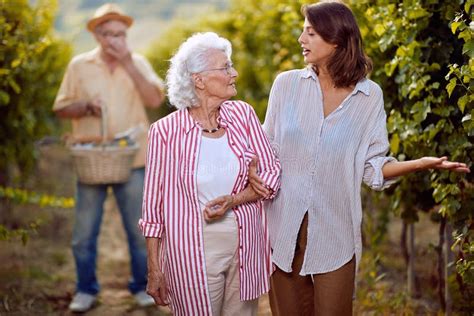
[
  {"xmin": 68, "ymin": 292, "xmax": 96, "ymax": 312},
  {"xmin": 134, "ymin": 290, "xmax": 155, "ymax": 307}
]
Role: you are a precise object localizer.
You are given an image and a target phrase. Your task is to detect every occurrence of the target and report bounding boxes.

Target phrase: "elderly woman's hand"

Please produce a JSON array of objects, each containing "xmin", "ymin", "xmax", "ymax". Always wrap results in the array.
[
  {"xmin": 204, "ymin": 195, "xmax": 235, "ymax": 222},
  {"xmin": 248, "ymin": 157, "xmax": 271, "ymax": 198},
  {"xmin": 146, "ymin": 270, "xmax": 169, "ymax": 306}
]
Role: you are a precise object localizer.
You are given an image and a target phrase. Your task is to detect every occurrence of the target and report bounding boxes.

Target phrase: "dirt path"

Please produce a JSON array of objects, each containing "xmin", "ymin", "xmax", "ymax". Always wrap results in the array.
[
  {"xmin": 0, "ymin": 146, "xmax": 271, "ymax": 315},
  {"xmin": 1, "ymin": 145, "xmax": 456, "ymax": 314},
  {"xmin": 0, "ymin": 192, "xmax": 271, "ymax": 315}
]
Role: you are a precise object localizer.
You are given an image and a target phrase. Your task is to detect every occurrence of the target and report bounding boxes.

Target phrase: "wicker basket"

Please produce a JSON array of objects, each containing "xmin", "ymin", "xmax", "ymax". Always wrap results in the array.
[
  {"xmin": 71, "ymin": 144, "xmax": 139, "ymax": 184},
  {"xmin": 70, "ymin": 104, "xmax": 139, "ymax": 184}
]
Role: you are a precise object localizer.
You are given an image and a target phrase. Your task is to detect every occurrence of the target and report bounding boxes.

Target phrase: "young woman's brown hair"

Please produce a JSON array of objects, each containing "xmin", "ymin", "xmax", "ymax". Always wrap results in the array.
[{"xmin": 302, "ymin": 1, "xmax": 372, "ymax": 88}]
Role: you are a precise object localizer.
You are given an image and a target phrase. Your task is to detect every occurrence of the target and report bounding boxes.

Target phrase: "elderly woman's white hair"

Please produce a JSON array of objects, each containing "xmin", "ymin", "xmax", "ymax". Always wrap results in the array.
[{"xmin": 166, "ymin": 32, "xmax": 232, "ymax": 110}]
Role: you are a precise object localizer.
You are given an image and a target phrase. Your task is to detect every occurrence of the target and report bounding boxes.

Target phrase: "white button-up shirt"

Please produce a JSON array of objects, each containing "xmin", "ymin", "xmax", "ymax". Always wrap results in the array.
[{"xmin": 263, "ymin": 67, "xmax": 396, "ymax": 275}]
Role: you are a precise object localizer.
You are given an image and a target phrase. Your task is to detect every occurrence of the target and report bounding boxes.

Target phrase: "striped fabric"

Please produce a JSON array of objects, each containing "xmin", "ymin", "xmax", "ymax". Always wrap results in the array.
[
  {"xmin": 139, "ymin": 100, "xmax": 281, "ymax": 315},
  {"xmin": 263, "ymin": 67, "xmax": 397, "ymax": 275}
]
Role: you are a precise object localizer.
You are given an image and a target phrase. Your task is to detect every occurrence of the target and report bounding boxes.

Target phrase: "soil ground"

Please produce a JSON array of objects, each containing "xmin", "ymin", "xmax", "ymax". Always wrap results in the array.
[
  {"xmin": 0, "ymin": 145, "xmax": 273, "ymax": 315},
  {"xmin": 1, "ymin": 145, "xmax": 471, "ymax": 315}
]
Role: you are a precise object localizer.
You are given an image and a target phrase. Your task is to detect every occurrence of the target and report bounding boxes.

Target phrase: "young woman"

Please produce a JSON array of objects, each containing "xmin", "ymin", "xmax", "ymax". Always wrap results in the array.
[{"xmin": 249, "ymin": 2, "xmax": 470, "ymax": 315}]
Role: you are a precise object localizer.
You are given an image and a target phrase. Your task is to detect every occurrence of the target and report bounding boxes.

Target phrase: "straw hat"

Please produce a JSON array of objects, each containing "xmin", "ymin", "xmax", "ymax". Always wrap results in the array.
[{"xmin": 86, "ymin": 3, "xmax": 133, "ymax": 32}]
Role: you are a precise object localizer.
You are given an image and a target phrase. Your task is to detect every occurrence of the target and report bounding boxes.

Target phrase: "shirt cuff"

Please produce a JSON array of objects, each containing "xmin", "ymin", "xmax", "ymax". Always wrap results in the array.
[
  {"xmin": 259, "ymin": 170, "xmax": 281, "ymax": 199},
  {"xmin": 368, "ymin": 156, "xmax": 398, "ymax": 191},
  {"xmin": 138, "ymin": 218, "xmax": 164, "ymax": 238}
]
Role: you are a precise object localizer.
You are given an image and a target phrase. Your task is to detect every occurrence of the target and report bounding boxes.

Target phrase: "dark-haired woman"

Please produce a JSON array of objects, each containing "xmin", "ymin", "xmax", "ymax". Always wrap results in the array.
[{"xmin": 249, "ymin": 1, "xmax": 470, "ymax": 315}]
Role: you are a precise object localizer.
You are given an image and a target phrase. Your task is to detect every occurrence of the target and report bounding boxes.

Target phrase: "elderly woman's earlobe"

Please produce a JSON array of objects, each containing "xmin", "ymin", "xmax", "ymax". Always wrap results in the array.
[{"xmin": 192, "ymin": 73, "xmax": 205, "ymax": 90}]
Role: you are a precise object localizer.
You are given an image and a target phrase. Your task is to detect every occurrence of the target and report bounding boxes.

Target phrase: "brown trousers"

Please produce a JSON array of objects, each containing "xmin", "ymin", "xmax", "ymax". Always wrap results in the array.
[{"xmin": 269, "ymin": 214, "xmax": 355, "ymax": 316}]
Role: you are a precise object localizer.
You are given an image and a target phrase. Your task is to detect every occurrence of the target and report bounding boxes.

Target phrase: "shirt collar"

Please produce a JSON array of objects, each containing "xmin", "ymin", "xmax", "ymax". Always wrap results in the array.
[
  {"xmin": 181, "ymin": 101, "xmax": 234, "ymax": 135},
  {"xmin": 84, "ymin": 47, "xmax": 102, "ymax": 64},
  {"xmin": 353, "ymin": 79, "xmax": 370, "ymax": 96},
  {"xmin": 301, "ymin": 66, "xmax": 317, "ymax": 80},
  {"xmin": 301, "ymin": 66, "xmax": 371, "ymax": 96},
  {"xmin": 84, "ymin": 48, "xmax": 115, "ymax": 69}
]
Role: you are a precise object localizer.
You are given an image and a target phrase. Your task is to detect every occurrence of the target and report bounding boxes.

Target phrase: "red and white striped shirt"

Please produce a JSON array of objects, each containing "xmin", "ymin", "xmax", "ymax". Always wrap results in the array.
[{"xmin": 139, "ymin": 100, "xmax": 281, "ymax": 315}]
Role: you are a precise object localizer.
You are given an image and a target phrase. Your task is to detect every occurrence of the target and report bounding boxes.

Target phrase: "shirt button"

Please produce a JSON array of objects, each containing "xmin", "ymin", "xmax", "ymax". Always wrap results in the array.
[{"xmin": 239, "ymin": 225, "xmax": 243, "ymax": 229}]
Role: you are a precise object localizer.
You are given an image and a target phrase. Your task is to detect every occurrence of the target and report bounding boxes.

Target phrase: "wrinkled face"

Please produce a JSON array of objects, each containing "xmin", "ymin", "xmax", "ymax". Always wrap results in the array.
[
  {"xmin": 197, "ymin": 49, "xmax": 238, "ymax": 101},
  {"xmin": 93, "ymin": 19, "xmax": 128, "ymax": 53},
  {"xmin": 298, "ymin": 18, "xmax": 337, "ymax": 66}
]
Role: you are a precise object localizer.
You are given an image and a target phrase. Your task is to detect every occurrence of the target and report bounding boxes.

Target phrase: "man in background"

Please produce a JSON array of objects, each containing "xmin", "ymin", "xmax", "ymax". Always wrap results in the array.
[{"xmin": 53, "ymin": 3, "xmax": 164, "ymax": 312}]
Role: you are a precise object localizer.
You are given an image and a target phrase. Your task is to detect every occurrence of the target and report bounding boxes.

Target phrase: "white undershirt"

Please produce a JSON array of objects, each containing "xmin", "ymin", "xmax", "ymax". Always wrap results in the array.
[{"xmin": 197, "ymin": 133, "xmax": 239, "ymax": 217}]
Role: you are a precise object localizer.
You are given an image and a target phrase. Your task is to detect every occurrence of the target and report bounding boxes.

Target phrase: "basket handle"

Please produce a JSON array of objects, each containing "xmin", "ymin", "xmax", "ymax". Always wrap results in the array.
[{"xmin": 100, "ymin": 103, "xmax": 108, "ymax": 146}]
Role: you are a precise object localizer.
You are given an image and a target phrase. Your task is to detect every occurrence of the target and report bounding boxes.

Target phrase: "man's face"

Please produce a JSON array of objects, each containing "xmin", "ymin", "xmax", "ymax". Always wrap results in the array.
[{"xmin": 94, "ymin": 20, "xmax": 128, "ymax": 54}]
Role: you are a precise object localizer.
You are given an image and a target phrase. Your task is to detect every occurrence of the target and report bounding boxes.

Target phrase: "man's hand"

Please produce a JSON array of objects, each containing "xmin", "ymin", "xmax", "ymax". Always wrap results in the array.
[
  {"xmin": 248, "ymin": 157, "xmax": 271, "ymax": 198},
  {"xmin": 85, "ymin": 98, "xmax": 102, "ymax": 117},
  {"xmin": 106, "ymin": 36, "xmax": 132, "ymax": 64},
  {"xmin": 146, "ymin": 270, "xmax": 169, "ymax": 306},
  {"xmin": 54, "ymin": 99, "xmax": 102, "ymax": 119},
  {"xmin": 203, "ymin": 195, "xmax": 235, "ymax": 222}
]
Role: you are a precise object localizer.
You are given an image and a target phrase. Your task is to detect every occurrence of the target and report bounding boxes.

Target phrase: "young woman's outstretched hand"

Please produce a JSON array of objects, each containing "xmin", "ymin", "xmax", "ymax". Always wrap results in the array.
[
  {"xmin": 418, "ymin": 156, "xmax": 470, "ymax": 172},
  {"xmin": 383, "ymin": 156, "xmax": 470, "ymax": 179}
]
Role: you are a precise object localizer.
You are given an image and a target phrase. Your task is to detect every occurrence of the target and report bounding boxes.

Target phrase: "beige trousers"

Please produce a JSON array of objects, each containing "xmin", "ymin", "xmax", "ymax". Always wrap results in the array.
[
  {"xmin": 269, "ymin": 214, "xmax": 356, "ymax": 316},
  {"xmin": 203, "ymin": 213, "xmax": 258, "ymax": 316}
]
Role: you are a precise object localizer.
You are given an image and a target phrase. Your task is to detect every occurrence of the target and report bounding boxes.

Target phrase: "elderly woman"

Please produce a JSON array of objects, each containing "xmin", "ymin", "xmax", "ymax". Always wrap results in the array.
[{"xmin": 139, "ymin": 32, "xmax": 281, "ymax": 315}]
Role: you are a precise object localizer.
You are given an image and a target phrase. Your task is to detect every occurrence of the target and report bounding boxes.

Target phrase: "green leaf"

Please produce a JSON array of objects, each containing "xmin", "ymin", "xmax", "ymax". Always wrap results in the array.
[
  {"xmin": 446, "ymin": 78, "xmax": 457, "ymax": 97},
  {"xmin": 451, "ymin": 21, "xmax": 461, "ymax": 34},
  {"xmin": 396, "ymin": 46, "xmax": 406, "ymax": 57},
  {"xmin": 407, "ymin": 7, "xmax": 429, "ymax": 20},
  {"xmin": 374, "ymin": 24, "xmax": 385, "ymax": 37},
  {"xmin": 459, "ymin": 29, "xmax": 472, "ymax": 42},
  {"xmin": 0, "ymin": 90, "xmax": 10, "ymax": 105},
  {"xmin": 433, "ymin": 186, "xmax": 448, "ymax": 203},
  {"xmin": 0, "ymin": 68, "xmax": 10, "ymax": 76},
  {"xmin": 458, "ymin": 94, "xmax": 469, "ymax": 113},
  {"xmin": 390, "ymin": 133, "xmax": 400, "ymax": 154},
  {"xmin": 385, "ymin": 58, "xmax": 398, "ymax": 76},
  {"xmin": 465, "ymin": 0, "xmax": 473, "ymax": 13},
  {"xmin": 462, "ymin": 40, "xmax": 474, "ymax": 59},
  {"xmin": 11, "ymin": 59, "xmax": 21, "ymax": 68}
]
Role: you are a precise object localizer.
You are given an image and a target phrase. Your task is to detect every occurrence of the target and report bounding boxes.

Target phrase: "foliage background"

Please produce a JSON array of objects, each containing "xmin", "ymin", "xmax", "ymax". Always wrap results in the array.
[
  {"xmin": 0, "ymin": 0, "xmax": 472, "ymax": 313},
  {"xmin": 0, "ymin": 0, "xmax": 72, "ymax": 185}
]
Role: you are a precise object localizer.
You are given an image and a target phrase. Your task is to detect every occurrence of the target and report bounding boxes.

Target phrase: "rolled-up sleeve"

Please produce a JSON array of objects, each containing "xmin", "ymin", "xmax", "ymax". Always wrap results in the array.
[
  {"xmin": 139, "ymin": 123, "xmax": 166, "ymax": 237},
  {"xmin": 363, "ymin": 103, "xmax": 398, "ymax": 191},
  {"xmin": 246, "ymin": 104, "xmax": 281, "ymax": 199}
]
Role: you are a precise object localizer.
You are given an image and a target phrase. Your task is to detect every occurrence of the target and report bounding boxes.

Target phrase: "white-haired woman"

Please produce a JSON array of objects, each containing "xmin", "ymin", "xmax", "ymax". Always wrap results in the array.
[{"xmin": 139, "ymin": 32, "xmax": 281, "ymax": 315}]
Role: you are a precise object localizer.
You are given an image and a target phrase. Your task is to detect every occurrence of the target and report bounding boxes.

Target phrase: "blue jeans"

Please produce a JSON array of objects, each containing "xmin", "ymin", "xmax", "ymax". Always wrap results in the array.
[{"xmin": 72, "ymin": 168, "xmax": 147, "ymax": 295}]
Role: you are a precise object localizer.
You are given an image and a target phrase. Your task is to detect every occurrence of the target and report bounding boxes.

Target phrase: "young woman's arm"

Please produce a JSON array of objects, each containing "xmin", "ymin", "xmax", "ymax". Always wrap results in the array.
[{"xmin": 382, "ymin": 157, "xmax": 470, "ymax": 179}]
